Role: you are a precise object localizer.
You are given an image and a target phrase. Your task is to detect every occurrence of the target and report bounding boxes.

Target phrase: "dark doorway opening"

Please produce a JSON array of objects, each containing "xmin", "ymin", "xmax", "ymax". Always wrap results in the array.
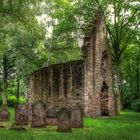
[{"xmin": 100, "ymin": 81, "xmax": 109, "ymax": 116}]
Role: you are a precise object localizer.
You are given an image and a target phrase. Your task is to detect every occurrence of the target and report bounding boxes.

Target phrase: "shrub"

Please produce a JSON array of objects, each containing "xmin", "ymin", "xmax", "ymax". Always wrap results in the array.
[
  {"xmin": 19, "ymin": 96, "xmax": 26, "ymax": 104},
  {"xmin": 8, "ymin": 96, "xmax": 18, "ymax": 107},
  {"xmin": 131, "ymin": 99, "xmax": 140, "ymax": 112},
  {"xmin": 0, "ymin": 95, "xmax": 26, "ymax": 107},
  {"xmin": 8, "ymin": 96, "xmax": 26, "ymax": 107}
]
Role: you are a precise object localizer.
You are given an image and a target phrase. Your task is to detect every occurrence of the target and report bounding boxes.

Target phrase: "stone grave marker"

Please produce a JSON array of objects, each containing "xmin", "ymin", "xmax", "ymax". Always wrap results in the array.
[
  {"xmin": 31, "ymin": 100, "xmax": 46, "ymax": 127},
  {"xmin": 15, "ymin": 105, "xmax": 29, "ymax": 126},
  {"xmin": 57, "ymin": 108, "xmax": 71, "ymax": 132},
  {"xmin": 0, "ymin": 108, "xmax": 10, "ymax": 127},
  {"xmin": 71, "ymin": 106, "xmax": 83, "ymax": 128},
  {"xmin": 45, "ymin": 107, "xmax": 57, "ymax": 126}
]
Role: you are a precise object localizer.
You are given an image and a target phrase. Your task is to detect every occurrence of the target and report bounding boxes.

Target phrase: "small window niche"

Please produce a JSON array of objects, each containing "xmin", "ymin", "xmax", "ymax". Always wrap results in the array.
[{"xmin": 101, "ymin": 50, "xmax": 108, "ymax": 71}]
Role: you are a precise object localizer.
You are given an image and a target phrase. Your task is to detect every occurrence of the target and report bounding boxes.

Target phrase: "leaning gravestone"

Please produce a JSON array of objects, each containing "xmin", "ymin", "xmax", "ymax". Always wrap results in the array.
[
  {"xmin": 71, "ymin": 106, "xmax": 83, "ymax": 128},
  {"xmin": 0, "ymin": 108, "xmax": 10, "ymax": 128},
  {"xmin": 57, "ymin": 108, "xmax": 72, "ymax": 132},
  {"xmin": 15, "ymin": 105, "xmax": 29, "ymax": 126},
  {"xmin": 45, "ymin": 107, "xmax": 57, "ymax": 126},
  {"xmin": 31, "ymin": 100, "xmax": 46, "ymax": 127}
]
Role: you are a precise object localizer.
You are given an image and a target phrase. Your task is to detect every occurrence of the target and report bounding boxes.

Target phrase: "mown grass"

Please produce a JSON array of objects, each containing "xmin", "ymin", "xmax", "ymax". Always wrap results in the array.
[{"xmin": 0, "ymin": 108, "xmax": 140, "ymax": 140}]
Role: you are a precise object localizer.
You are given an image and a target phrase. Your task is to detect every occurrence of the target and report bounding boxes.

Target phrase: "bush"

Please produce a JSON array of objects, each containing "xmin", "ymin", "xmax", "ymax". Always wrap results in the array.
[
  {"xmin": 8, "ymin": 96, "xmax": 18, "ymax": 107},
  {"xmin": 19, "ymin": 96, "xmax": 26, "ymax": 104},
  {"xmin": 0, "ymin": 95, "xmax": 26, "ymax": 107},
  {"xmin": 131, "ymin": 99, "xmax": 140, "ymax": 112}
]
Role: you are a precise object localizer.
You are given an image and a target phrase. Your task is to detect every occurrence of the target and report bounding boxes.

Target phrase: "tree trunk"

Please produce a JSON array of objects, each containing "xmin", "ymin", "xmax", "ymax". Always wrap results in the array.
[
  {"xmin": 16, "ymin": 75, "xmax": 20, "ymax": 104},
  {"xmin": 136, "ymin": 47, "xmax": 140, "ymax": 98},
  {"xmin": 115, "ymin": 62, "xmax": 123, "ymax": 111},
  {"xmin": 2, "ymin": 54, "xmax": 8, "ymax": 107},
  {"xmin": 47, "ymin": 50, "xmax": 52, "ymax": 66},
  {"xmin": 24, "ymin": 78, "xmax": 29, "ymax": 103},
  {"xmin": 115, "ymin": 93, "xmax": 120, "ymax": 115}
]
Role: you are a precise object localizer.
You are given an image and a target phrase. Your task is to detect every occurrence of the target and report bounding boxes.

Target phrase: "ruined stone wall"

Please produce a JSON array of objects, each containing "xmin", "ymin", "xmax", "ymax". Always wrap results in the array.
[
  {"xmin": 29, "ymin": 60, "xmax": 85, "ymax": 111},
  {"xmin": 82, "ymin": 12, "xmax": 115, "ymax": 117},
  {"xmin": 29, "ymin": 12, "xmax": 115, "ymax": 117}
]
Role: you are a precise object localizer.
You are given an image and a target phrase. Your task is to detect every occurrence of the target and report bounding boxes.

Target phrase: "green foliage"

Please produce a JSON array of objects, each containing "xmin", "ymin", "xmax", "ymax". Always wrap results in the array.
[
  {"xmin": 0, "ymin": 0, "xmax": 45, "ymax": 106},
  {"xmin": 0, "ymin": 96, "xmax": 2, "ymax": 105},
  {"xmin": 131, "ymin": 99, "xmax": 140, "ymax": 112},
  {"xmin": 0, "ymin": 95, "xmax": 26, "ymax": 107},
  {"xmin": 7, "ymin": 96, "xmax": 26, "ymax": 107},
  {"xmin": 123, "ymin": 92, "xmax": 135, "ymax": 109},
  {"xmin": 7, "ymin": 96, "xmax": 17, "ymax": 107},
  {"xmin": 121, "ymin": 41, "xmax": 140, "ymax": 110}
]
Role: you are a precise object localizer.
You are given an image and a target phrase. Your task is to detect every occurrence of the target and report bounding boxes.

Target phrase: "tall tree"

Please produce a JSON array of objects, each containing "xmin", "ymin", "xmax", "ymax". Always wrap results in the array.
[{"xmin": 0, "ymin": 0, "xmax": 44, "ymax": 106}]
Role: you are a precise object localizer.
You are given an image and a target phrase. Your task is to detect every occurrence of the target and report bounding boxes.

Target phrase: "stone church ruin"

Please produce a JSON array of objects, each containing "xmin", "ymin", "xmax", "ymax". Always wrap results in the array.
[{"xmin": 29, "ymin": 12, "xmax": 115, "ymax": 117}]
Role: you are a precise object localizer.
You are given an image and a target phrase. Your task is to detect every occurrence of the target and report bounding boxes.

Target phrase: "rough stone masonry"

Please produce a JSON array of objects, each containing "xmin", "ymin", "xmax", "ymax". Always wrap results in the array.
[{"xmin": 29, "ymin": 12, "xmax": 115, "ymax": 117}]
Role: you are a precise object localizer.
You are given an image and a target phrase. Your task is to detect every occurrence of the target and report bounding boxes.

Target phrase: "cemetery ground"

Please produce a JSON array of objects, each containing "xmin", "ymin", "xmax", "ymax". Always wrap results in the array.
[{"xmin": 0, "ymin": 108, "xmax": 140, "ymax": 140}]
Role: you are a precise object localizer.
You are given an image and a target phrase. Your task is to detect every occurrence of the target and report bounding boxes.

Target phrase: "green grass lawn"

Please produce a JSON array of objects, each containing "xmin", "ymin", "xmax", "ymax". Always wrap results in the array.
[{"xmin": 0, "ymin": 108, "xmax": 140, "ymax": 140}]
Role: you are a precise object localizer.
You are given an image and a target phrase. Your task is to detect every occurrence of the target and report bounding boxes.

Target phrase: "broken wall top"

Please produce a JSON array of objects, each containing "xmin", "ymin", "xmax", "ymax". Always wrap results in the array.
[
  {"xmin": 30, "ymin": 59, "xmax": 84, "ymax": 76},
  {"xmin": 84, "ymin": 11, "xmax": 105, "ymax": 37}
]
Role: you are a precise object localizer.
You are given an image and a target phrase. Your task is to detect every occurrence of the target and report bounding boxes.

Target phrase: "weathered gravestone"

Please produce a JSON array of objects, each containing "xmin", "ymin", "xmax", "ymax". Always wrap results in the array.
[
  {"xmin": 71, "ymin": 106, "xmax": 83, "ymax": 128},
  {"xmin": 0, "ymin": 109, "xmax": 10, "ymax": 121},
  {"xmin": 57, "ymin": 108, "xmax": 72, "ymax": 132},
  {"xmin": 45, "ymin": 107, "xmax": 57, "ymax": 126},
  {"xmin": 0, "ymin": 109, "xmax": 10, "ymax": 127},
  {"xmin": 31, "ymin": 100, "xmax": 46, "ymax": 127},
  {"xmin": 15, "ymin": 105, "xmax": 29, "ymax": 126}
]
